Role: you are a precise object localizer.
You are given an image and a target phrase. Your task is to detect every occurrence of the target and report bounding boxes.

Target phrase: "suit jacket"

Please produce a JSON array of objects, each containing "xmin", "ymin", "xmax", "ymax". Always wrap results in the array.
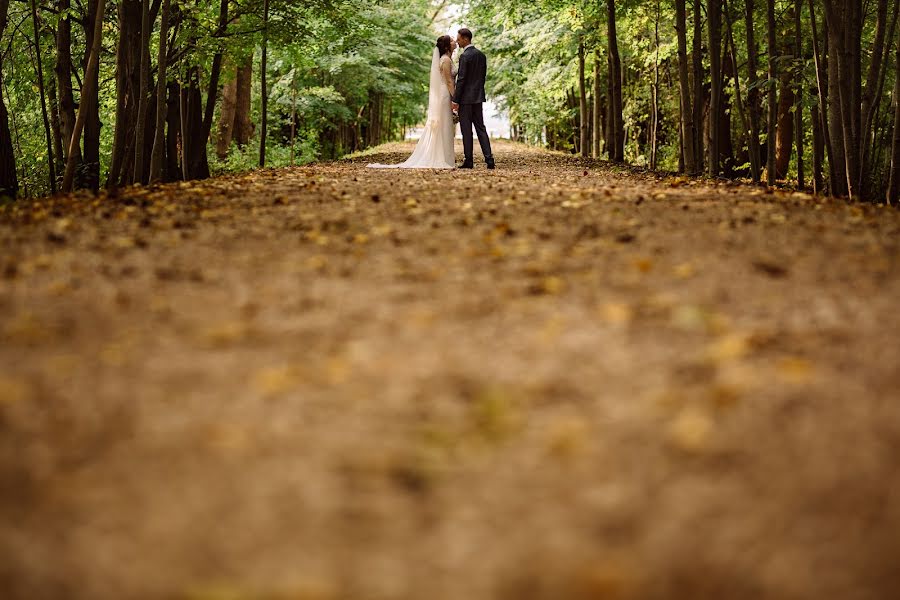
[{"xmin": 453, "ymin": 46, "xmax": 487, "ymax": 105}]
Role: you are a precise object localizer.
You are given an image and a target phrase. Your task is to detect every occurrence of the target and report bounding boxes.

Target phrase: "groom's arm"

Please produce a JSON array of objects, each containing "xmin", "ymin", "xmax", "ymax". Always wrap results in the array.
[{"xmin": 453, "ymin": 53, "xmax": 469, "ymax": 105}]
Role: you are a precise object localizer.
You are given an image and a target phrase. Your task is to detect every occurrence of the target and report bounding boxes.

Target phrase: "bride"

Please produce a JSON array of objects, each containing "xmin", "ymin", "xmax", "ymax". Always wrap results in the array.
[{"xmin": 368, "ymin": 36, "xmax": 457, "ymax": 169}]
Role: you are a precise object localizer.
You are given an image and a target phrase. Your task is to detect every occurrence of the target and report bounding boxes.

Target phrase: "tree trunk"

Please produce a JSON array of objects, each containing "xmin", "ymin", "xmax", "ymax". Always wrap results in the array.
[
  {"xmin": 775, "ymin": 1, "xmax": 795, "ymax": 180},
  {"xmin": 80, "ymin": 0, "xmax": 102, "ymax": 191},
  {"xmin": 62, "ymin": 0, "xmax": 105, "ymax": 193},
  {"xmin": 765, "ymin": 0, "xmax": 777, "ymax": 185},
  {"xmin": 578, "ymin": 39, "xmax": 589, "ymax": 158},
  {"xmin": 592, "ymin": 49, "xmax": 602, "ymax": 158},
  {"xmin": 48, "ymin": 76, "xmax": 64, "ymax": 176},
  {"xmin": 606, "ymin": 0, "xmax": 624, "ymax": 162},
  {"xmin": 707, "ymin": 0, "xmax": 722, "ymax": 176},
  {"xmin": 0, "ymin": 0, "xmax": 17, "ymax": 198},
  {"xmin": 216, "ymin": 69, "xmax": 238, "ymax": 159},
  {"xmin": 808, "ymin": 0, "xmax": 836, "ymax": 194},
  {"xmin": 676, "ymin": 0, "xmax": 698, "ymax": 174},
  {"xmin": 888, "ymin": 44, "xmax": 900, "ymax": 202},
  {"xmin": 30, "ymin": 0, "xmax": 57, "ymax": 192},
  {"xmin": 692, "ymin": 0, "xmax": 705, "ymax": 171},
  {"xmin": 812, "ymin": 101, "xmax": 824, "ymax": 193},
  {"xmin": 860, "ymin": 0, "xmax": 898, "ymax": 196},
  {"xmin": 55, "ymin": 0, "xmax": 81, "ymax": 171},
  {"xmin": 149, "ymin": 0, "xmax": 170, "ymax": 183},
  {"xmin": 234, "ymin": 57, "xmax": 253, "ymax": 146},
  {"xmin": 725, "ymin": 0, "xmax": 752, "ymax": 178},
  {"xmin": 165, "ymin": 81, "xmax": 181, "ymax": 181},
  {"xmin": 793, "ymin": 0, "xmax": 804, "ymax": 188},
  {"xmin": 259, "ymin": 0, "xmax": 270, "ymax": 167},
  {"xmin": 823, "ymin": 1, "xmax": 850, "ymax": 196},
  {"xmin": 650, "ymin": 0, "xmax": 661, "ymax": 169},
  {"xmin": 107, "ymin": 0, "xmax": 143, "ymax": 188},
  {"xmin": 744, "ymin": 0, "xmax": 762, "ymax": 182},
  {"xmin": 133, "ymin": 0, "xmax": 151, "ymax": 184},
  {"xmin": 192, "ymin": 0, "xmax": 229, "ymax": 178}
]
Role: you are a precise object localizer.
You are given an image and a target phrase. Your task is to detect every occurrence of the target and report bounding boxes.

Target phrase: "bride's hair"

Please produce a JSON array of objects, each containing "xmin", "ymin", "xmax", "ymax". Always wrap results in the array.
[{"xmin": 436, "ymin": 35, "xmax": 452, "ymax": 57}]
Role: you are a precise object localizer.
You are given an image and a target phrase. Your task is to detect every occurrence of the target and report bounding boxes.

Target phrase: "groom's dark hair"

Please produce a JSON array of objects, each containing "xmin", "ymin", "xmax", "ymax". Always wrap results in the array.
[{"xmin": 458, "ymin": 28, "xmax": 473, "ymax": 41}]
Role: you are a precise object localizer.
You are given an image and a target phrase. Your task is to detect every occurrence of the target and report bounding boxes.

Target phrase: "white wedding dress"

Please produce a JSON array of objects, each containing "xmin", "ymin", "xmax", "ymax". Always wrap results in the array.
[{"xmin": 368, "ymin": 48, "xmax": 456, "ymax": 169}]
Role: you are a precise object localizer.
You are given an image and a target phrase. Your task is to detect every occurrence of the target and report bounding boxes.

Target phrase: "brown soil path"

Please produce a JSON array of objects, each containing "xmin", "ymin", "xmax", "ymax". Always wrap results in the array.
[{"xmin": 2, "ymin": 141, "xmax": 900, "ymax": 599}]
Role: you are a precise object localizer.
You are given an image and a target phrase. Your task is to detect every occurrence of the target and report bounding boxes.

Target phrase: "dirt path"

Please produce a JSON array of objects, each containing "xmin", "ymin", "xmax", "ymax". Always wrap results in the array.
[{"xmin": 2, "ymin": 141, "xmax": 900, "ymax": 599}]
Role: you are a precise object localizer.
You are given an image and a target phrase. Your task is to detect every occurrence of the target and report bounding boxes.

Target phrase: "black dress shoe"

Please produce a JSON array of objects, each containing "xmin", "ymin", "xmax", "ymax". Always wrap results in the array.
[
  {"xmin": 486, "ymin": 162, "xmax": 496, "ymax": 170},
  {"xmin": 459, "ymin": 163, "xmax": 474, "ymax": 169}
]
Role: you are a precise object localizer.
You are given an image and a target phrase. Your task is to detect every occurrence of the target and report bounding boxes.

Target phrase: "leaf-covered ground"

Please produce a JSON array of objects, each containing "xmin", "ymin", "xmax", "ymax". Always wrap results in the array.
[{"xmin": 2, "ymin": 141, "xmax": 900, "ymax": 599}]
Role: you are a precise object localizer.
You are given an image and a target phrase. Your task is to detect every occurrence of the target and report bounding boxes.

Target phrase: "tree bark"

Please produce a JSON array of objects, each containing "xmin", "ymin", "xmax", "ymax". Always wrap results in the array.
[
  {"xmin": 578, "ymin": 39, "xmax": 589, "ymax": 158},
  {"xmin": 765, "ymin": 0, "xmax": 777, "ymax": 185},
  {"xmin": 808, "ymin": 0, "xmax": 835, "ymax": 194},
  {"xmin": 80, "ymin": 0, "xmax": 101, "ymax": 191},
  {"xmin": 149, "ymin": 0, "xmax": 170, "ymax": 183},
  {"xmin": 30, "ymin": 0, "xmax": 57, "ymax": 192},
  {"xmin": 0, "ymin": 0, "xmax": 17, "ymax": 198},
  {"xmin": 62, "ymin": 0, "xmax": 105, "ymax": 193},
  {"xmin": 707, "ymin": 0, "xmax": 722, "ymax": 176},
  {"xmin": 107, "ymin": 0, "xmax": 143, "ymax": 188},
  {"xmin": 775, "ymin": 2, "xmax": 795, "ymax": 180},
  {"xmin": 592, "ymin": 48, "xmax": 602, "ymax": 158},
  {"xmin": 692, "ymin": 0, "xmax": 705, "ymax": 171},
  {"xmin": 606, "ymin": 0, "xmax": 624, "ymax": 162},
  {"xmin": 793, "ymin": 0, "xmax": 804, "ymax": 188},
  {"xmin": 744, "ymin": 0, "xmax": 762, "ymax": 182},
  {"xmin": 650, "ymin": 0, "xmax": 661, "ymax": 169},
  {"xmin": 676, "ymin": 0, "xmax": 698, "ymax": 174},
  {"xmin": 216, "ymin": 68, "xmax": 238, "ymax": 159},
  {"xmin": 234, "ymin": 57, "xmax": 253, "ymax": 146},
  {"xmin": 55, "ymin": 0, "xmax": 81, "ymax": 171},
  {"xmin": 133, "ymin": 0, "xmax": 151, "ymax": 184},
  {"xmin": 888, "ymin": 45, "xmax": 900, "ymax": 202},
  {"xmin": 259, "ymin": 0, "xmax": 270, "ymax": 167}
]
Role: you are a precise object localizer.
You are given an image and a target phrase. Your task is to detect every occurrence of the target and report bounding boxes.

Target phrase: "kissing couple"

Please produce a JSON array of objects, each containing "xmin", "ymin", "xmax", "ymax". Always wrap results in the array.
[{"xmin": 369, "ymin": 28, "xmax": 495, "ymax": 170}]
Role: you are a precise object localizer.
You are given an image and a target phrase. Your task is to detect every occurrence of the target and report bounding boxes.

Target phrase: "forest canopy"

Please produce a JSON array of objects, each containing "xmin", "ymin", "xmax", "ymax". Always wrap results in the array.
[{"xmin": 2, "ymin": 0, "xmax": 900, "ymax": 203}]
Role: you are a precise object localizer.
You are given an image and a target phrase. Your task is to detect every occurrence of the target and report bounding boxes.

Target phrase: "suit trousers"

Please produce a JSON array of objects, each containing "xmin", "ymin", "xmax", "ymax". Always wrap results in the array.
[{"xmin": 458, "ymin": 103, "xmax": 494, "ymax": 167}]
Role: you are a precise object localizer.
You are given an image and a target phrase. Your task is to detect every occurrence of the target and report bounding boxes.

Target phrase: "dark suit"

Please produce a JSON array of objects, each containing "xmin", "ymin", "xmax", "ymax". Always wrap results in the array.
[{"xmin": 453, "ymin": 45, "xmax": 494, "ymax": 168}]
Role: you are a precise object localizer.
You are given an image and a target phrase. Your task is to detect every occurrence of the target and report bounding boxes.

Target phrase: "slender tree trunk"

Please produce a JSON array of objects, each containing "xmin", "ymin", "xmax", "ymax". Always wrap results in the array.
[
  {"xmin": 692, "ymin": 0, "xmax": 705, "ymax": 171},
  {"xmin": 708, "ymin": 0, "xmax": 722, "ymax": 176},
  {"xmin": 823, "ymin": 1, "xmax": 850, "ymax": 196},
  {"xmin": 30, "ymin": 0, "xmax": 57, "ymax": 192},
  {"xmin": 765, "ymin": 0, "xmax": 777, "ymax": 185},
  {"xmin": 812, "ymin": 102, "xmax": 824, "ymax": 193},
  {"xmin": 775, "ymin": 2, "xmax": 795, "ymax": 180},
  {"xmin": 676, "ymin": 0, "xmax": 698, "ymax": 173},
  {"xmin": 234, "ymin": 57, "xmax": 253, "ymax": 146},
  {"xmin": 888, "ymin": 44, "xmax": 900, "ymax": 202},
  {"xmin": 578, "ymin": 38, "xmax": 589, "ymax": 157},
  {"xmin": 62, "ymin": 0, "xmax": 105, "ymax": 193},
  {"xmin": 191, "ymin": 0, "xmax": 229, "ymax": 179},
  {"xmin": 216, "ymin": 66, "xmax": 238, "ymax": 159},
  {"xmin": 725, "ymin": 0, "xmax": 751, "ymax": 178},
  {"xmin": 48, "ymin": 77, "xmax": 64, "ymax": 176},
  {"xmin": 606, "ymin": 0, "xmax": 624, "ymax": 162},
  {"xmin": 259, "ymin": 0, "xmax": 270, "ymax": 167},
  {"xmin": 165, "ymin": 81, "xmax": 181, "ymax": 181},
  {"xmin": 744, "ymin": 0, "xmax": 762, "ymax": 182},
  {"xmin": 107, "ymin": 0, "xmax": 142, "ymax": 188},
  {"xmin": 55, "ymin": 0, "xmax": 81, "ymax": 170},
  {"xmin": 80, "ymin": 0, "xmax": 102, "ymax": 190},
  {"xmin": 860, "ymin": 0, "xmax": 898, "ymax": 196},
  {"xmin": 149, "ymin": 0, "xmax": 170, "ymax": 183},
  {"xmin": 794, "ymin": 0, "xmax": 804, "ymax": 188},
  {"xmin": 592, "ymin": 49, "xmax": 602, "ymax": 158},
  {"xmin": 808, "ymin": 0, "xmax": 836, "ymax": 194},
  {"xmin": 650, "ymin": 0, "xmax": 661, "ymax": 169},
  {"xmin": 0, "ymin": 0, "xmax": 17, "ymax": 198},
  {"xmin": 133, "ymin": 0, "xmax": 151, "ymax": 184},
  {"xmin": 290, "ymin": 68, "xmax": 297, "ymax": 165}
]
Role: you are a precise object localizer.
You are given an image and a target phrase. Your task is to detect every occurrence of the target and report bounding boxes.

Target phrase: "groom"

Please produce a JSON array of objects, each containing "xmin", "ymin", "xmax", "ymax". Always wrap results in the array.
[{"xmin": 452, "ymin": 28, "xmax": 495, "ymax": 170}]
